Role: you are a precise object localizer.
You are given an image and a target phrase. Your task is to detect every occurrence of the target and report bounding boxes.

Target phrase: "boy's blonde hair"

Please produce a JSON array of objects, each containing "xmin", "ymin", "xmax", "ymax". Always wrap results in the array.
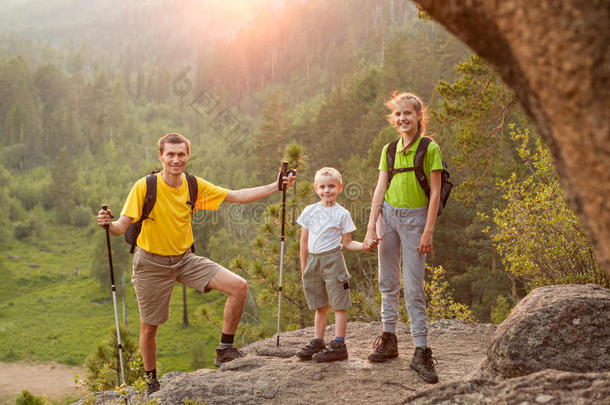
[{"xmin": 314, "ymin": 167, "xmax": 343, "ymax": 186}]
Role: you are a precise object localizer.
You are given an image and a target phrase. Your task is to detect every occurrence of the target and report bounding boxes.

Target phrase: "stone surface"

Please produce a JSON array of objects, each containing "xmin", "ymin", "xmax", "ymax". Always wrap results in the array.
[
  {"xmin": 404, "ymin": 370, "xmax": 610, "ymax": 405},
  {"xmin": 479, "ymin": 284, "xmax": 610, "ymax": 379},
  {"xmin": 74, "ymin": 321, "xmax": 496, "ymax": 405},
  {"xmin": 414, "ymin": 0, "xmax": 610, "ymax": 278},
  {"xmin": 75, "ymin": 285, "xmax": 610, "ymax": 404}
]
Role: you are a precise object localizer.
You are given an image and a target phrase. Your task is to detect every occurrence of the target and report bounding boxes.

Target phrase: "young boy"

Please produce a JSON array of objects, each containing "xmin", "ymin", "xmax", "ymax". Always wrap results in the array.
[{"xmin": 296, "ymin": 167, "xmax": 363, "ymax": 362}]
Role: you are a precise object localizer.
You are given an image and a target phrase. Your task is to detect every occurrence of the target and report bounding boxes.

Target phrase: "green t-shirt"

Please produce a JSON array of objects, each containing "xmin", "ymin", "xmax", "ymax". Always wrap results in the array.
[{"xmin": 378, "ymin": 136, "xmax": 443, "ymax": 208}]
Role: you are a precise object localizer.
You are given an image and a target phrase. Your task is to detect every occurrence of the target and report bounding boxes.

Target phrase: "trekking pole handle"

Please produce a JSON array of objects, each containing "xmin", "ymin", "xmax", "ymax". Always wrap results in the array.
[
  {"xmin": 281, "ymin": 161, "xmax": 288, "ymax": 190},
  {"xmin": 101, "ymin": 205, "xmax": 114, "ymax": 225}
]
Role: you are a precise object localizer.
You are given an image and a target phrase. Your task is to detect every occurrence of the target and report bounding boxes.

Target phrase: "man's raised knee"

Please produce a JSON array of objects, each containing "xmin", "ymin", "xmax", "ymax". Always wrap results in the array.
[{"xmin": 235, "ymin": 277, "xmax": 248, "ymax": 298}]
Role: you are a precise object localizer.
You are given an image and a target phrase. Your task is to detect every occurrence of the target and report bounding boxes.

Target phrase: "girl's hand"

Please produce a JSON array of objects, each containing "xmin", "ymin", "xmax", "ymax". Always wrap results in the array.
[
  {"xmin": 418, "ymin": 230, "xmax": 434, "ymax": 256},
  {"xmin": 363, "ymin": 229, "xmax": 378, "ymax": 252}
]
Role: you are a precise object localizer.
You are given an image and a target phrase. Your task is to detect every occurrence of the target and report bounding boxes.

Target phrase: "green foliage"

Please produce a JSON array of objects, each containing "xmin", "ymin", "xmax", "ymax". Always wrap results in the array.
[
  {"xmin": 424, "ymin": 265, "xmax": 475, "ymax": 323},
  {"xmin": 1, "ymin": 0, "xmax": 604, "ymax": 376},
  {"xmin": 90, "ymin": 228, "xmax": 131, "ymax": 297},
  {"xmin": 85, "ymin": 325, "xmax": 143, "ymax": 390},
  {"xmin": 486, "ymin": 127, "xmax": 607, "ymax": 289},
  {"xmin": 491, "ymin": 296, "xmax": 512, "ymax": 324},
  {"xmin": 240, "ymin": 180, "xmax": 316, "ymax": 331},
  {"xmin": 255, "ymin": 90, "xmax": 290, "ymax": 177},
  {"xmin": 52, "ymin": 147, "xmax": 78, "ymax": 223},
  {"xmin": 15, "ymin": 390, "xmax": 48, "ymax": 405},
  {"xmin": 430, "ymin": 54, "xmax": 530, "ymax": 320}
]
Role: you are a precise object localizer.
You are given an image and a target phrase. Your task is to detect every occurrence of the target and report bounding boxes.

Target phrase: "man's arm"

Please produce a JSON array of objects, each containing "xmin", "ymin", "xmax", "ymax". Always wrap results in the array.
[
  {"xmin": 224, "ymin": 175, "xmax": 296, "ymax": 204},
  {"xmin": 300, "ymin": 227, "xmax": 309, "ymax": 277},
  {"xmin": 97, "ymin": 209, "xmax": 133, "ymax": 236}
]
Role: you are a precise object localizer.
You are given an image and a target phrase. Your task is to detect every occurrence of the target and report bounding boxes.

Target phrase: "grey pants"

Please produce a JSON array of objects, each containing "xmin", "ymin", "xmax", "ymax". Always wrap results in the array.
[{"xmin": 378, "ymin": 202, "xmax": 428, "ymax": 347}]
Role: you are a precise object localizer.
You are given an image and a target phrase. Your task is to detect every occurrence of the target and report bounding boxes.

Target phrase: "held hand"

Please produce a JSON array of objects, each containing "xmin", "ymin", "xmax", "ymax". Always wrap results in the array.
[
  {"xmin": 363, "ymin": 229, "xmax": 379, "ymax": 252},
  {"xmin": 283, "ymin": 173, "xmax": 296, "ymax": 189},
  {"xmin": 277, "ymin": 169, "xmax": 297, "ymax": 190},
  {"xmin": 417, "ymin": 231, "xmax": 433, "ymax": 256},
  {"xmin": 97, "ymin": 208, "xmax": 113, "ymax": 228}
]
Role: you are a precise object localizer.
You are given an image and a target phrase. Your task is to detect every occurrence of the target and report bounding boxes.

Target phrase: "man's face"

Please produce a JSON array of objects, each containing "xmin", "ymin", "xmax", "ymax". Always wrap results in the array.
[{"xmin": 158, "ymin": 142, "xmax": 189, "ymax": 176}]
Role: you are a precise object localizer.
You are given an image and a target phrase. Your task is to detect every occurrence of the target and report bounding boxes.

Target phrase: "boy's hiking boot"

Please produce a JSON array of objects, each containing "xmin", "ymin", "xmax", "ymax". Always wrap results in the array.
[
  {"xmin": 367, "ymin": 332, "xmax": 398, "ymax": 362},
  {"xmin": 312, "ymin": 341, "xmax": 348, "ymax": 362},
  {"xmin": 410, "ymin": 347, "xmax": 439, "ymax": 383},
  {"xmin": 296, "ymin": 339, "xmax": 326, "ymax": 360},
  {"xmin": 214, "ymin": 346, "xmax": 244, "ymax": 367},
  {"xmin": 147, "ymin": 377, "xmax": 160, "ymax": 395}
]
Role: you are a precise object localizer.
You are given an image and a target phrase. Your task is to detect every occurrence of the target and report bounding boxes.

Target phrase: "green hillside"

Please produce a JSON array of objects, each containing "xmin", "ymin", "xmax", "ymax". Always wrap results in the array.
[{"xmin": 0, "ymin": 0, "xmax": 604, "ymax": 383}]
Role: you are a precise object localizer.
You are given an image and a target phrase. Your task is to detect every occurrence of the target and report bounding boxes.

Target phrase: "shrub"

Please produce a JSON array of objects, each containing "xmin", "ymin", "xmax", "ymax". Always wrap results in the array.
[
  {"xmin": 16, "ymin": 391, "xmax": 47, "ymax": 405},
  {"xmin": 85, "ymin": 325, "xmax": 143, "ymax": 390},
  {"xmin": 486, "ymin": 127, "xmax": 607, "ymax": 290},
  {"xmin": 71, "ymin": 205, "xmax": 92, "ymax": 227},
  {"xmin": 491, "ymin": 295, "xmax": 512, "ymax": 324},
  {"xmin": 424, "ymin": 265, "xmax": 475, "ymax": 323}
]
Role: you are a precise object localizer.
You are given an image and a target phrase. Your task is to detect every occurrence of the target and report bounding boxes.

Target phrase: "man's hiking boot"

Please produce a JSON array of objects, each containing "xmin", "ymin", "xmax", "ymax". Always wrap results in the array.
[
  {"xmin": 367, "ymin": 332, "xmax": 398, "ymax": 362},
  {"xmin": 312, "ymin": 341, "xmax": 348, "ymax": 362},
  {"xmin": 410, "ymin": 347, "xmax": 439, "ymax": 383},
  {"xmin": 296, "ymin": 339, "xmax": 326, "ymax": 360},
  {"xmin": 214, "ymin": 346, "xmax": 244, "ymax": 367},
  {"xmin": 147, "ymin": 377, "xmax": 160, "ymax": 395}
]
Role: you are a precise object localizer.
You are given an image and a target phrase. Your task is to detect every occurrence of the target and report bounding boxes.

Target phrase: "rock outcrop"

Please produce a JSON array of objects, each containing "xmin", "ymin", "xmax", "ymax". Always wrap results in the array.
[
  {"xmin": 479, "ymin": 284, "xmax": 610, "ymax": 379},
  {"xmin": 153, "ymin": 321, "xmax": 494, "ymax": 405},
  {"xmin": 413, "ymin": 0, "xmax": 610, "ymax": 278},
  {"xmin": 404, "ymin": 370, "xmax": 610, "ymax": 405},
  {"xmin": 75, "ymin": 285, "xmax": 610, "ymax": 404}
]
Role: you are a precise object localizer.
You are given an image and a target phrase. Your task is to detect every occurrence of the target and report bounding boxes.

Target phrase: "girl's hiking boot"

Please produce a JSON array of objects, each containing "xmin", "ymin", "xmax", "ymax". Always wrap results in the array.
[
  {"xmin": 214, "ymin": 346, "xmax": 244, "ymax": 367},
  {"xmin": 147, "ymin": 377, "xmax": 160, "ymax": 395},
  {"xmin": 409, "ymin": 347, "xmax": 439, "ymax": 383},
  {"xmin": 312, "ymin": 341, "xmax": 348, "ymax": 362},
  {"xmin": 296, "ymin": 339, "xmax": 326, "ymax": 360},
  {"xmin": 367, "ymin": 332, "xmax": 399, "ymax": 362}
]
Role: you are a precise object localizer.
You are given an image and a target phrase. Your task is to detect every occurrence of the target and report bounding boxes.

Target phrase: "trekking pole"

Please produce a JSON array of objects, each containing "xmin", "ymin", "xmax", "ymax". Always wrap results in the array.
[
  {"xmin": 276, "ymin": 162, "xmax": 288, "ymax": 347},
  {"xmin": 101, "ymin": 205, "xmax": 126, "ymax": 385}
]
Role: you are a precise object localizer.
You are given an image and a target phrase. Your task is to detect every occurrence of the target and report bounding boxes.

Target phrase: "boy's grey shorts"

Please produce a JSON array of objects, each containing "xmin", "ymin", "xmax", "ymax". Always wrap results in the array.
[{"xmin": 302, "ymin": 247, "xmax": 351, "ymax": 310}]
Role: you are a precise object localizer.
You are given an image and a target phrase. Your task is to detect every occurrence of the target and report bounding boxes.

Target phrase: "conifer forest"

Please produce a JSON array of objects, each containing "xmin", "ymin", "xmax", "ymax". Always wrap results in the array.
[{"xmin": 0, "ymin": 0, "xmax": 606, "ymax": 377}]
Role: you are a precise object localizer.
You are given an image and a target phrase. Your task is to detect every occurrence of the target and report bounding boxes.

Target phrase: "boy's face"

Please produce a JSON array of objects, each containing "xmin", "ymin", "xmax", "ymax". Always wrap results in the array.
[{"xmin": 314, "ymin": 175, "xmax": 342, "ymax": 206}]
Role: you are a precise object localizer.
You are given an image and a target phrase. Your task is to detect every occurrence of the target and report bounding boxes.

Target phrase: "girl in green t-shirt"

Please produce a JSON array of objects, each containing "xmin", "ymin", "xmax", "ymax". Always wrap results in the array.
[{"xmin": 363, "ymin": 92, "xmax": 442, "ymax": 384}]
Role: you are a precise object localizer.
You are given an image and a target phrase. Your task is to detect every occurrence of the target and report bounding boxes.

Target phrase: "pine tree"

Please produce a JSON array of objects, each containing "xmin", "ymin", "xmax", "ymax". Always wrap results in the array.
[
  {"xmin": 255, "ymin": 90, "xmax": 290, "ymax": 178},
  {"xmin": 51, "ymin": 146, "xmax": 78, "ymax": 223}
]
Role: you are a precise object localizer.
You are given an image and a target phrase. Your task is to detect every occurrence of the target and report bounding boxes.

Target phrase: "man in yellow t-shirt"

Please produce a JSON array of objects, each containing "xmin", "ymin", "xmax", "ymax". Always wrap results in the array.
[{"xmin": 97, "ymin": 133, "xmax": 295, "ymax": 393}]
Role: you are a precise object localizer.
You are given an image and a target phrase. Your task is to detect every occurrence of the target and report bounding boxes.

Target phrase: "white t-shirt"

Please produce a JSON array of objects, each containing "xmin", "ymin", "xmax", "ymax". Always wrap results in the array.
[{"xmin": 297, "ymin": 202, "xmax": 356, "ymax": 254}]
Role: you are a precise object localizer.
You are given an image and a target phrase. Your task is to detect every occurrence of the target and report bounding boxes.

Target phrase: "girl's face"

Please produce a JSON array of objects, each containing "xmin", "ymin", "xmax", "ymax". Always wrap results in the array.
[{"xmin": 392, "ymin": 101, "xmax": 421, "ymax": 137}]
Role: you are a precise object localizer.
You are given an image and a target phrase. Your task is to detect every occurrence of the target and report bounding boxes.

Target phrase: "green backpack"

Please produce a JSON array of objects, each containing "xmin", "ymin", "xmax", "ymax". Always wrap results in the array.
[{"xmin": 386, "ymin": 137, "xmax": 453, "ymax": 215}]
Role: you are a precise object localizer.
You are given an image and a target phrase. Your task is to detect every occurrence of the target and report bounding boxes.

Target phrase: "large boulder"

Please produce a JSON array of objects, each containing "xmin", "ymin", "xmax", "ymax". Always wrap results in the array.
[{"xmin": 479, "ymin": 284, "xmax": 610, "ymax": 379}]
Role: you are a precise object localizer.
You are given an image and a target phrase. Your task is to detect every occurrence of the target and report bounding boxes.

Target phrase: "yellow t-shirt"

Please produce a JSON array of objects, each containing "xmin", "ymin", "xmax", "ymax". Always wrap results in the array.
[{"xmin": 121, "ymin": 173, "xmax": 228, "ymax": 255}]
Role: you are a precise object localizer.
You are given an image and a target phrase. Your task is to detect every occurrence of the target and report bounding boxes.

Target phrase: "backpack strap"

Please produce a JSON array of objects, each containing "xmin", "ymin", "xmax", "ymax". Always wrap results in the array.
[
  {"xmin": 386, "ymin": 139, "xmax": 401, "ymax": 187},
  {"xmin": 130, "ymin": 173, "xmax": 158, "ymax": 253},
  {"xmin": 184, "ymin": 172, "xmax": 198, "ymax": 253},
  {"xmin": 387, "ymin": 137, "xmax": 429, "ymax": 188},
  {"xmin": 414, "ymin": 137, "xmax": 432, "ymax": 198}
]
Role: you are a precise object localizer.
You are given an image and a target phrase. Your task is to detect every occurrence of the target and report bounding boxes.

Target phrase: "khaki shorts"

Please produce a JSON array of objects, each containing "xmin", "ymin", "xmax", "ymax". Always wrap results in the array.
[
  {"xmin": 302, "ymin": 247, "xmax": 351, "ymax": 310},
  {"xmin": 132, "ymin": 248, "xmax": 223, "ymax": 325}
]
